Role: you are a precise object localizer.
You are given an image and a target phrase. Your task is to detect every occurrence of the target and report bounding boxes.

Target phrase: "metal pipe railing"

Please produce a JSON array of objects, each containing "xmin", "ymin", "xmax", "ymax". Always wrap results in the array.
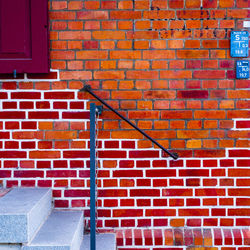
[
  {"xmin": 89, "ymin": 103, "xmax": 96, "ymax": 250},
  {"xmin": 79, "ymin": 85, "xmax": 179, "ymax": 160}
]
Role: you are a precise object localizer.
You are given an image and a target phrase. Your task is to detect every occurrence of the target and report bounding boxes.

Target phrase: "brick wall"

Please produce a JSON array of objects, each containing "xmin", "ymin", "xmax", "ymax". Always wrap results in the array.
[{"xmin": 0, "ymin": 0, "xmax": 249, "ymax": 249}]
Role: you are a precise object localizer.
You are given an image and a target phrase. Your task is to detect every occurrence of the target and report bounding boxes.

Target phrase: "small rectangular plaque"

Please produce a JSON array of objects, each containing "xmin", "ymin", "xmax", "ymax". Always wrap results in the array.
[
  {"xmin": 236, "ymin": 60, "xmax": 249, "ymax": 79},
  {"xmin": 230, "ymin": 31, "xmax": 249, "ymax": 57}
]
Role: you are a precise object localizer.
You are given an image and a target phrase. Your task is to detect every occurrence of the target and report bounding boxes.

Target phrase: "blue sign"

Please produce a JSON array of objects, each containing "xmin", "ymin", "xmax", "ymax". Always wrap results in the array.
[
  {"xmin": 236, "ymin": 60, "xmax": 249, "ymax": 79},
  {"xmin": 230, "ymin": 31, "xmax": 249, "ymax": 57}
]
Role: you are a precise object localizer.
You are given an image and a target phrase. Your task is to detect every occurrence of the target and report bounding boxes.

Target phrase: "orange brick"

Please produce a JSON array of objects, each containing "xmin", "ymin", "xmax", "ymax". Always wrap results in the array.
[
  {"xmin": 50, "ymin": 11, "xmax": 76, "ymax": 20},
  {"xmin": 203, "ymin": 60, "xmax": 218, "ymax": 69},
  {"xmin": 187, "ymin": 120, "xmax": 202, "ymax": 129},
  {"xmin": 138, "ymin": 121, "xmax": 152, "ymax": 129},
  {"xmin": 92, "ymin": 31, "xmax": 125, "ymax": 39},
  {"xmin": 137, "ymin": 100, "xmax": 152, "ymax": 109},
  {"xmin": 29, "ymin": 151, "xmax": 60, "ymax": 159},
  {"xmin": 101, "ymin": 61, "xmax": 116, "ymax": 70},
  {"xmin": 237, "ymin": 0, "xmax": 249, "ymax": 7},
  {"xmin": 195, "ymin": 111, "xmax": 225, "ymax": 119},
  {"xmin": 160, "ymin": 70, "xmax": 192, "ymax": 79},
  {"xmin": 117, "ymin": 41, "xmax": 132, "ymax": 49},
  {"xmin": 118, "ymin": 0, "xmax": 133, "ymax": 9},
  {"xmin": 152, "ymin": 61, "xmax": 168, "ymax": 69},
  {"xmin": 186, "ymin": 0, "xmax": 201, "ymax": 8},
  {"xmin": 135, "ymin": 61, "xmax": 150, "ymax": 69},
  {"xmin": 153, "ymin": 21, "xmax": 168, "ymax": 29},
  {"xmin": 84, "ymin": 1, "xmax": 100, "ymax": 9},
  {"xmin": 68, "ymin": 1, "xmax": 83, "ymax": 10},
  {"xmin": 120, "ymin": 101, "xmax": 136, "ymax": 109},
  {"xmin": 110, "ymin": 10, "xmax": 141, "ymax": 19},
  {"xmin": 220, "ymin": 100, "xmax": 234, "ymax": 109},
  {"xmin": 143, "ymin": 50, "xmax": 175, "ymax": 59},
  {"xmin": 170, "ymin": 100, "xmax": 185, "ymax": 109},
  {"xmin": 67, "ymin": 61, "xmax": 83, "ymax": 70},
  {"xmin": 178, "ymin": 131, "xmax": 209, "ymax": 139},
  {"xmin": 52, "ymin": 1, "xmax": 67, "ymax": 10},
  {"xmin": 60, "ymin": 71, "xmax": 92, "ymax": 80},
  {"xmin": 51, "ymin": 21, "xmax": 67, "ymax": 30},
  {"xmin": 171, "ymin": 140, "xmax": 185, "ymax": 149},
  {"xmin": 202, "ymin": 40, "xmax": 217, "ymax": 48},
  {"xmin": 94, "ymin": 71, "xmax": 124, "ymax": 80},
  {"xmin": 112, "ymin": 130, "xmax": 143, "ymax": 139},
  {"xmin": 102, "ymin": 81, "xmax": 117, "ymax": 90},
  {"xmin": 110, "ymin": 51, "xmax": 141, "ymax": 59},
  {"xmin": 151, "ymin": 40, "xmax": 166, "ymax": 49},
  {"xmin": 201, "ymin": 100, "xmax": 218, "ymax": 109},
  {"xmin": 228, "ymin": 90, "xmax": 250, "ymax": 99},
  {"xmin": 186, "ymin": 20, "xmax": 201, "ymax": 29},
  {"xmin": 169, "ymin": 60, "xmax": 185, "ymax": 69},
  {"xmin": 219, "ymin": 0, "xmax": 234, "ymax": 7},
  {"xmin": 100, "ymin": 41, "xmax": 115, "ymax": 49},
  {"xmin": 76, "ymin": 51, "xmax": 108, "ymax": 59},
  {"xmin": 85, "ymin": 61, "xmax": 100, "ymax": 70},
  {"xmin": 103, "ymin": 121, "xmax": 119, "ymax": 130},
  {"xmin": 59, "ymin": 31, "xmax": 91, "ymax": 40},
  {"xmin": 169, "ymin": 0, "xmax": 184, "ymax": 8},
  {"xmin": 68, "ymin": 41, "xmax": 82, "ymax": 49},
  {"xmin": 84, "ymin": 21, "xmax": 100, "ymax": 30},
  {"xmin": 112, "ymin": 91, "xmax": 142, "ymax": 99},
  {"xmin": 135, "ymin": 20, "xmax": 151, "ymax": 29},
  {"xmin": 187, "ymin": 140, "xmax": 202, "ymax": 148},
  {"xmin": 220, "ymin": 20, "xmax": 235, "ymax": 28},
  {"xmin": 135, "ymin": 80, "xmax": 151, "ymax": 89},
  {"xmin": 203, "ymin": 140, "xmax": 217, "ymax": 148},
  {"xmin": 185, "ymin": 40, "xmax": 200, "ymax": 48},
  {"xmin": 51, "ymin": 61, "xmax": 66, "ymax": 70},
  {"xmin": 127, "ymin": 31, "xmax": 158, "ymax": 39},
  {"xmin": 168, "ymin": 40, "xmax": 183, "ymax": 49},
  {"xmin": 118, "ymin": 61, "xmax": 133, "ymax": 69},
  {"xmin": 177, "ymin": 50, "xmax": 209, "ymax": 59},
  {"xmin": 169, "ymin": 20, "xmax": 185, "ymax": 29},
  {"xmin": 170, "ymin": 219, "xmax": 185, "ymax": 227},
  {"xmin": 119, "ymin": 80, "xmax": 134, "ymax": 89},
  {"xmin": 152, "ymin": 80, "xmax": 168, "ymax": 89},
  {"xmin": 39, "ymin": 122, "xmax": 53, "ymax": 130},
  {"xmin": 134, "ymin": 41, "xmax": 149, "ymax": 49},
  {"xmin": 143, "ymin": 10, "xmax": 175, "ymax": 19},
  {"xmin": 102, "ymin": 21, "xmax": 116, "ymax": 29},
  {"xmin": 203, "ymin": 20, "xmax": 218, "ymax": 29},
  {"xmin": 154, "ymin": 100, "xmax": 170, "ymax": 109},
  {"xmin": 154, "ymin": 121, "xmax": 169, "ymax": 129},
  {"xmin": 170, "ymin": 120, "xmax": 185, "ymax": 129},
  {"xmin": 202, "ymin": 80, "xmax": 217, "ymax": 89},
  {"xmin": 135, "ymin": 0, "xmax": 150, "ymax": 9},
  {"xmin": 118, "ymin": 21, "xmax": 133, "ymax": 29},
  {"xmin": 127, "ymin": 71, "xmax": 158, "ymax": 79},
  {"xmin": 228, "ymin": 9, "xmax": 249, "ymax": 18},
  {"xmin": 204, "ymin": 120, "xmax": 218, "ymax": 129},
  {"xmin": 68, "ymin": 21, "xmax": 83, "ymax": 30}
]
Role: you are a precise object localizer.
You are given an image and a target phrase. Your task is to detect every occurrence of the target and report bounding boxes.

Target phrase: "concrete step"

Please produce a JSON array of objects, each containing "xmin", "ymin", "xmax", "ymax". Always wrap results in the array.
[
  {"xmin": 22, "ymin": 211, "xmax": 83, "ymax": 250},
  {"xmin": 0, "ymin": 188, "xmax": 52, "ymax": 243},
  {"xmin": 80, "ymin": 234, "xmax": 116, "ymax": 250}
]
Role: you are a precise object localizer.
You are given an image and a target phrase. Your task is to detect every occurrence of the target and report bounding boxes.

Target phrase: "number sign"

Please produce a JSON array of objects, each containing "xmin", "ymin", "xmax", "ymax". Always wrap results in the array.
[
  {"xmin": 236, "ymin": 60, "xmax": 249, "ymax": 79},
  {"xmin": 230, "ymin": 31, "xmax": 249, "ymax": 58}
]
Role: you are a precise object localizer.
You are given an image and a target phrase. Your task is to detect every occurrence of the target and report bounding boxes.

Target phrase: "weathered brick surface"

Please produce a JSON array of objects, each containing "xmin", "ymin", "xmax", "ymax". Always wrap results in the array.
[{"xmin": 0, "ymin": 0, "xmax": 249, "ymax": 248}]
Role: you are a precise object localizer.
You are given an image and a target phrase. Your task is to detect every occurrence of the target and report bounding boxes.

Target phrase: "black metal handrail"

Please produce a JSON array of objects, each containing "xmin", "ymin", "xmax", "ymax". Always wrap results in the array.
[{"xmin": 79, "ymin": 85, "xmax": 179, "ymax": 160}]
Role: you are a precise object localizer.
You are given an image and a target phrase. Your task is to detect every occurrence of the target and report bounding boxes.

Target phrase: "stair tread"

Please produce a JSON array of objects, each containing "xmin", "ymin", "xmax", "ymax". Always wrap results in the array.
[
  {"xmin": 0, "ymin": 188, "xmax": 52, "ymax": 243},
  {"xmin": 0, "ymin": 188, "xmax": 50, "ymax": 214},
  {"xmin": 24, "ymin": 211, "xmax": 83, "ymax": 249},
  {"xmin": 80, "ymin": 233, "xmax": 116, "ymax": 250}
]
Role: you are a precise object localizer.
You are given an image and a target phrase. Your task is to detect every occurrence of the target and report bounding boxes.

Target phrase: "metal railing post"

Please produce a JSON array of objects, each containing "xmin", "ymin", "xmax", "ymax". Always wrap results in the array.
[{"xmin": 90, "ymin": 102, "xmax": 96, "ymax": 250}]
